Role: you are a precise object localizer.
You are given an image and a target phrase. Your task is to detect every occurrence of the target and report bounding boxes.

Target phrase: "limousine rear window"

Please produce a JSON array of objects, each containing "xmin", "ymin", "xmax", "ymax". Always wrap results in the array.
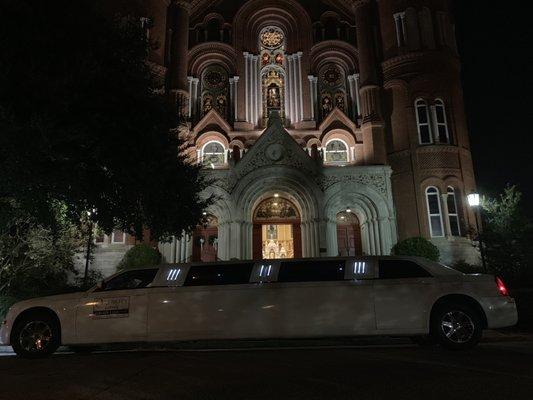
[
  {"xmin": 278, "ymin": 260, "xmax": 346, "ymax": 283},
  {"xmin": 184, "ymin": 263, "xmax": 254, "ymax": 286},
  {"xmin": 378, "ymin": 260, "xmax": 432, "ymax": 279}
]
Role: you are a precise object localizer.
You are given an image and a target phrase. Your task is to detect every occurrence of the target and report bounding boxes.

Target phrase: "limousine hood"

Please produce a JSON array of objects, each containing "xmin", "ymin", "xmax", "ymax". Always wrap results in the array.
[{"xmin": 9, "ymin": 291, "xmax": 87, "ymax": 312}]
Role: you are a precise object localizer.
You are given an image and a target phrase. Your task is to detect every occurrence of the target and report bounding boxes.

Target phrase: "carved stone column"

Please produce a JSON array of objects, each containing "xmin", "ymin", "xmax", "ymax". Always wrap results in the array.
[
  {"xmin": 307, "ymin": 75, "xmax": 318, "ymax": 121},
  {"xmin": 353, "ymin": 0, "xmax": 387, "ymax": 165},
  {"xmin": 168, "ymin": 0, "xmax": 190, "ymax": 119},
  {"xmin": 347, "ymin": 74, "xmax": 361, "ymax": 121},
  {"xmin": 326, "ymin": 219, "xmax": 338, "ymax": 257},
  {"xmin": 229, "ymin": 76, "xmax": 238, "ymax": 122}
]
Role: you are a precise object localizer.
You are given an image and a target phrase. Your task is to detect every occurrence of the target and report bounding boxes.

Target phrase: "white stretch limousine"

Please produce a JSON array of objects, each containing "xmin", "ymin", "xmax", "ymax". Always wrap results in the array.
[{"xmin": 1, "ymin": 257, "xmax": 518, "ymax": 357}]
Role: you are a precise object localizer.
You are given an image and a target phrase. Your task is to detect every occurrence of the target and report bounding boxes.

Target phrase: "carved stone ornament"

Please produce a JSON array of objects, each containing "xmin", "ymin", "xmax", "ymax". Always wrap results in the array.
[
  {"xmin": 317, "ymin": 173, "xmax": 388, "ymax": 195},
  {"xmin": 266, "ymin": 143, "xmax": 285, "ymax": 161}
]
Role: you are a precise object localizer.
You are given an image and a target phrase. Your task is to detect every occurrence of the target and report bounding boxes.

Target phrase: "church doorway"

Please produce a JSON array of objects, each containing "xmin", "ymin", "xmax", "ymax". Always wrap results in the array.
[
  {"xmin": 253, "ymin": 197, "xmax": 302, "ymax": 260},
  {"xmin": 192, "ymin": 214, "xmax": 218, "ymax": 262},
  {"xmin": 336, "ymin": 212, "xmax": 363, "ymax": 256}
]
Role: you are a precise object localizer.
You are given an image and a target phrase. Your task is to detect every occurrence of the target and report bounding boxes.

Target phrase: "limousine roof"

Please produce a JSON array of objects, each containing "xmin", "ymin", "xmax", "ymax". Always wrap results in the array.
[{"xmin": 155, "ymin": 256, "xmax": 462, "ymax": 277}]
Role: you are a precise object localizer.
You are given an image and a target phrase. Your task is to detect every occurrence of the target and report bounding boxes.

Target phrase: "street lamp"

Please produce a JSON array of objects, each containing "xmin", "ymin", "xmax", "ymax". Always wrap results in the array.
[
  {"xmin": 467, "ymin": 193, "xmax": 487, "ymax": 272},
  {"xmin": 83, "ymin": 208, "xmax": 96, "ymax": 288},
  {"xmin": 467, "ymin": 193, "xmax": 480, "ymax": 207}
]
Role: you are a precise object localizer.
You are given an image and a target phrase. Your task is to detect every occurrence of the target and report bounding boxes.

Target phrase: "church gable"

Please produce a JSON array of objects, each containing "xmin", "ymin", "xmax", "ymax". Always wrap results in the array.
[
  {"xmin": 319, "ymin": 108, "xmax": 358, "ymax": 137},
  {"xmin": 192, "ymin": 109, "xmax": 232, "ymax": 137},
  {"xmin": 231, "ymin": 113, "xmax": 319, "ymax": 182}
]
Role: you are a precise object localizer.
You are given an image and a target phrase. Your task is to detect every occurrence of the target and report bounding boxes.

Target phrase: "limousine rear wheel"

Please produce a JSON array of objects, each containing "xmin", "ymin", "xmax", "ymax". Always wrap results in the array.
[
  {"xmin": 11, "ymin": 311, "xmax": 60, "ymax": 359},
  {"xmin": 432, "ymin": 303, "xmax": 482, "ymax": 350}
]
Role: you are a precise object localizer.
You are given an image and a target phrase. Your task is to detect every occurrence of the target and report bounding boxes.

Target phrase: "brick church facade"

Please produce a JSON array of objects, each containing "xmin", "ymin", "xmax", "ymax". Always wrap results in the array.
[{"xmin": 91, "ymin": 0, "xmax": 479, "ymax": 274}]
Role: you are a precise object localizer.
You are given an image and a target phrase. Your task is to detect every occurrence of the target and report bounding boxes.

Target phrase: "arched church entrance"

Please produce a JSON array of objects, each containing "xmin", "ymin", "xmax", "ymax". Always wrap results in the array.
[
  {"xmin": 192, "ymin": 214, "xmax": 219, "ymax": 262},
  {"xmin": 253, "ymin": 197, "xmax": 302, "ymax": 260},
  {"xmin": 336, "ymin": 211, "xmax": 363, "ymax": 256}
]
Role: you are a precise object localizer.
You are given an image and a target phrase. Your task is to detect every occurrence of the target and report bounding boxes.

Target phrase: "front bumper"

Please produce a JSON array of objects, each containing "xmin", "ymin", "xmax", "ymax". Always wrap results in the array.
[{"xmin": 480, "ymin": 296, "xmax": 518, "ymax": 329}]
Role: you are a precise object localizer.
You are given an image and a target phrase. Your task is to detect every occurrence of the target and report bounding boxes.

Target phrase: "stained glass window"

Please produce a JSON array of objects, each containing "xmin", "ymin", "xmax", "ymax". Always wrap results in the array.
[
  {"xmin": 260, "ymin": 27, "xmax": 284, "ymax": 49},
  {"xmin": 324, "ymin": 140, "xmax": 349, "ymax": 164}
]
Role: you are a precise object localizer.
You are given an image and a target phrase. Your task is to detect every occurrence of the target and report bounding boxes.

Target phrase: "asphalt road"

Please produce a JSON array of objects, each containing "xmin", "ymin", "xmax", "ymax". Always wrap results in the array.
[{"xmin": 1, "ymin": 342, "xmax": 533, "ymax": 400}]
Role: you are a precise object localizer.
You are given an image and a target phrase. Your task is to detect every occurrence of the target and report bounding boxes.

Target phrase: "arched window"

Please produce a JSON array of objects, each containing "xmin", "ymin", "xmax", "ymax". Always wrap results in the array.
[
  {"xmin": 426, "ymin": 187, "xmax": 444, "ymax": 237},
  {"xmin": 324, "ymin": 139, "xmax": 349, "ymax": 164},
  {"xmin": 446, "ymin": 186, "xmax": 461, "ymax": 236},
  {"xmin": 319, "ymin": 63, "xmax": 348, "ymax": 121},
  {"xmin": 260, "ymin": 27, "xmax": 286, "ymax": 122},
  {"xmin": 416, "ymin": 99, "xmax": 432, "ymax": 144},
  {"xmin": 201, "ymin": 65, "xmax": 229, "ymax": 120},
  {"xmin": 206, "ymin": 18, "xmax": 221, "ymax": 42},
  {"xmin": 434, "ymin": 99, "xmax": 450, "ymax": 143},
  {"xmin": 201, "ymin": 141, "xmax": 226, "ymax": 167}
]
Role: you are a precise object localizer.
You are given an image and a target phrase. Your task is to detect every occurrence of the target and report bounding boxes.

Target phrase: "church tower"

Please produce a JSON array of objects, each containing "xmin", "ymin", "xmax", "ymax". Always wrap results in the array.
[{"xmin": 373, "ymin": 0, "xmax": 478, "ymax": 262}]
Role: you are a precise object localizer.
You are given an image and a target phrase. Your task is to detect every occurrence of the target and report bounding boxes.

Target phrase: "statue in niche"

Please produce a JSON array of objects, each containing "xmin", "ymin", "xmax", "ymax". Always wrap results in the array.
[
  {"xmin": 216, "ymin": 94, "xmax": 227, "ymax": 117},
  {"xmin": 267, "ymin": 84, "xmax": 281, "ymax": 108},
  {"xmin": 275, "ymin": 53, "xmax": 283, "ymax": 65},
  {"xmin": 203, "ymin": 95, "xmax": 213, "ymax": 114},
  {"xmin": 335, "ymin": 92, "xmax": 345, "ymax": 111},
  {"xmin": 267, "ymin": 224, "xmax": 278, "ymax": 240},
  {"xmin": 322, "ymin": 94, "xmax": 333, "ymax": 116},
  {"xmin": 262, "ymin": 52, "xmax": 270, "ymax": 66}
]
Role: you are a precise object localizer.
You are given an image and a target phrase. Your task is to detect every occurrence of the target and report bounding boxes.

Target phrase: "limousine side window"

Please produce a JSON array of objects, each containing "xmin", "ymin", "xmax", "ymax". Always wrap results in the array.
[
  {"xmin": 378, "ymin": 260, "xmax": 432, "ymax": 279},
  {"xmin": 277, "ymin": 260, "xmax": 346, "ymax": 283},
  {"xmin": 102, "ymin": 269, "xmax": 158, "ymax": 291},
  {"xmin": 184, "ymin": 263, "xmax": 254, "ymax": 286}
]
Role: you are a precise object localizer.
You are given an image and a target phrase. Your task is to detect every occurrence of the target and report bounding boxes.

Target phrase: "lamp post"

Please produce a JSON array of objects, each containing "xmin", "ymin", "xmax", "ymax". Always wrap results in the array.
[
  {"xmin": 83, "ymin": 208, "xmax": 96, "ymax": 288},
  {"xmin": 467, "ymin": 193, "xmax": 487, "ymax": 273}
]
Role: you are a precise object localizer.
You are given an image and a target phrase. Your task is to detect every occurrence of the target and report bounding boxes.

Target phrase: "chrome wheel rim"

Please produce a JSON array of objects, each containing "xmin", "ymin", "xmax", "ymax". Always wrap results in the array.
[
  {"xmin": 441, "ymin": 311, "xmax": 475, "ymax": 344},
  {"xmin": 18, "ymin": 321, "xmax": 53, "ymax": 353}
]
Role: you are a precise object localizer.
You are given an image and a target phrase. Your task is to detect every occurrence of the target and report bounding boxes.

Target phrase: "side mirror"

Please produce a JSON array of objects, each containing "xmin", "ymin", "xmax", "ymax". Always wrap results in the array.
[{"xmin": 95, "ymin": 280, "xmax": 105, "ymax": 291}]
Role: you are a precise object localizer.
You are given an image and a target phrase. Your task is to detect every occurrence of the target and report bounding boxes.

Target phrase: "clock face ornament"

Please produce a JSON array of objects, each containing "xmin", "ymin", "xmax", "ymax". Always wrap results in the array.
[
  {"xmin": 266, "ymin": 143, "xmax": 285, "ymax": 161},
  {"xmin": 204, "ymin": 68, "xmax": 227, "ymax": 89},
  {"xmin": 322, "ymin": 66, "xmax": 342, "ymax": 87}
]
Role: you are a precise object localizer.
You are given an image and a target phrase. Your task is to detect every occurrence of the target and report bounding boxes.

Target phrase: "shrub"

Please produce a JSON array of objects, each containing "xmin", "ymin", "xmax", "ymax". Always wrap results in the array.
[
  {"xmin": 117, "ymin": 243, "xmax": 161, "ymax": 270},
  {"xmin": 392, "ymin": 237, "xmax": 440, "ymax": 261},
  {"xmin": 1, "ymin": 201, "xmax": 81, "ymax": 319}
]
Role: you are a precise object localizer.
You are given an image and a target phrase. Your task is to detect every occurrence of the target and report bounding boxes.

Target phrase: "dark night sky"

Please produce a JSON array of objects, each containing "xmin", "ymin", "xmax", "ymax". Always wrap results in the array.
[{"xmin": 453, "ymin": 2, "xmax": 532, "ymax": 211}]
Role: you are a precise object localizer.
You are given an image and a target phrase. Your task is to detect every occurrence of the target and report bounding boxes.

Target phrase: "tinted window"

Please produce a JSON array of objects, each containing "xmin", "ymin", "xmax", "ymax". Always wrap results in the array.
[
  {"xmin": 102, "ymin": 269, "xmax": 158, "ymax": 291},
  {"xmin": 278, "ymin": 260, "xmax": 346, "ymax": 283},
  {"xmin": 184, "ymin": 263, "xmax": 254, "ymax": 286},
  {"xmin": 378, "ymin": 260, "xmax": 432, "ymax": 279}
]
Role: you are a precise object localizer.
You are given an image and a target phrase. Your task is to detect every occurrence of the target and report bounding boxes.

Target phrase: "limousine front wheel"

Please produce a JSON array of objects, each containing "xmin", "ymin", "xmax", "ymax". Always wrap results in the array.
[
  {"xmin": 432, "ymin": 303, "xmax": 482, "ymax": 350},
  {"xmin": 11, "ymin": 311, "xmax": 60, "ymax": 359}
]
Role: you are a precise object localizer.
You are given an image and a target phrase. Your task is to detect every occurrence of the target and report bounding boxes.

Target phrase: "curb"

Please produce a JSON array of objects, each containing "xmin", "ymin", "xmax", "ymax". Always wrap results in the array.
[{"xmin": 481, "ymin": 330, "xmax": 533, "ymax": 343}]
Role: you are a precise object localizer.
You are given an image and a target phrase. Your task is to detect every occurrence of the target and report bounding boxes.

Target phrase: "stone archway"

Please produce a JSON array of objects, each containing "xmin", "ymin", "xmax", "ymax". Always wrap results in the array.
[
  {"xmin": 252, "ymin": 196, "xmax": 302, "ymax": 260},
  {"xmin": 324, "ymin": 178, "xmax": 398, "ymax": 256},
  {"xmin": 233, "ymin": 167, "xmax": 323, "ymax": 260}
]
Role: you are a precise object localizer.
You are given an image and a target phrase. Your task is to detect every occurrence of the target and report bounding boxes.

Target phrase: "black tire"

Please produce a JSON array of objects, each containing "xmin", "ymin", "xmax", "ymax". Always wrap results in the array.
[
  {"xmin": 11, "ymin": 311, "xmax": 60, "ymax": 359},
  {"xmin": 431, "ymin": 302, "xmax": 482, "ymax": 350}
]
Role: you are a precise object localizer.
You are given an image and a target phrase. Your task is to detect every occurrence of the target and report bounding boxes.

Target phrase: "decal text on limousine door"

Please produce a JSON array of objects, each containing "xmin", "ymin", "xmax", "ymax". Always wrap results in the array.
[{"xmin": 91, "ymin": 297, "xmax": 130, "ymax": 319}]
